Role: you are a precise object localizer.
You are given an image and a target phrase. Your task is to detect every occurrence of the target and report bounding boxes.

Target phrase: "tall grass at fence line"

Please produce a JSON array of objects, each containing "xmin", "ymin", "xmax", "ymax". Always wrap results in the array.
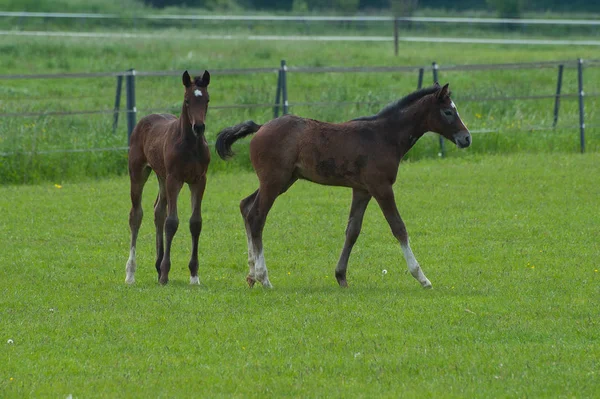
[
  {"xmin": 1, "ymin": 35, "xmax": 599, "ymax": 184},
  {"xmin": 1, "ymin": 31, "xmax": 599, "ymax": 76}
]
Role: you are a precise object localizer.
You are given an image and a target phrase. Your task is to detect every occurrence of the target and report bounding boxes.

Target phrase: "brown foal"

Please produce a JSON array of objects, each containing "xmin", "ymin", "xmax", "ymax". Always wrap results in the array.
[
  {"xmin": 126, "ymin": 70, "xmax": 211, "ymax": 285},
  {"xmin": 216, "ymin": 83, "xmax": 470, "ymax": 288}
]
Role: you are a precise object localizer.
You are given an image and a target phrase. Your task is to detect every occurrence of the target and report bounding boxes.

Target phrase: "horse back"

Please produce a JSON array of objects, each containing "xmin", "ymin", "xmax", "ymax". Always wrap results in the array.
[{"xmin": 251, "ymin": 115, "xmax": 397, "ymax": 188}]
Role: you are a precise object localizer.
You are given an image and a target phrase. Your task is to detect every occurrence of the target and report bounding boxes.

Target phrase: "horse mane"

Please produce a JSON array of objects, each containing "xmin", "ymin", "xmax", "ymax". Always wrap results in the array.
[{"xmin": 352, "ymin": 84, "xmax": 440, "ymax": 122}]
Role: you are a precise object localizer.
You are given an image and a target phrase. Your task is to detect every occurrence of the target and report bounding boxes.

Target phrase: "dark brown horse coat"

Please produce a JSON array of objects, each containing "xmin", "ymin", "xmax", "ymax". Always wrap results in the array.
[
  {"xmin": 126, "ymin": 70, "xmax": 211, "ymax": 285},
  {"xmin": 216, "ymin": 83, "xmax": 470, "ymax": 289}
]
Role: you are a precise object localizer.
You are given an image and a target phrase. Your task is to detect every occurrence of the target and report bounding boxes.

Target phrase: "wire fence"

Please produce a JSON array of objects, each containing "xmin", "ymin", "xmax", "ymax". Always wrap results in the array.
[
  {"xmin": 2, "ymin": 12, "xmax": 600, "ymax": 25},
  {"xmin": 2, "ymin": 12, "xmax": 600, "ymax": 51},
  {"xmin": 1, "ymin": 58, "xmax": 599, "ymax": 158}
]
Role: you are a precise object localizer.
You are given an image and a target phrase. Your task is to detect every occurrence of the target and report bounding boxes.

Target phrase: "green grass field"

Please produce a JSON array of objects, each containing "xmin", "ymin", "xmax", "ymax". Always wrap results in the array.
[
  {"xmin": 1, "ymin": 2, "xmax": 599, "ymax": 397},
  {"xmin": 1, "ymin": 32, "xmax": 599, "ymax": 184},
  {"xmin": 1, "ymin": 153, "xmax": 598, "ymax": 397}
]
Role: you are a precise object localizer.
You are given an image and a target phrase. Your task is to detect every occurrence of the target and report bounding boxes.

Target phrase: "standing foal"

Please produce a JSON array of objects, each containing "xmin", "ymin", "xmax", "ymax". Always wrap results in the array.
[
  {"xmin": 126, "ymin": 70, "xmax": 211, "ymax": 285},
  {"xmin": 216, "ymin": 83, "xmax": 470, "ymax": 289}
]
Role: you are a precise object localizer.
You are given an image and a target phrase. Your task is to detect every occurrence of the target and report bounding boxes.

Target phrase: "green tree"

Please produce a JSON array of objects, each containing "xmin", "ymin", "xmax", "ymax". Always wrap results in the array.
[{"xmin": 487, "ymin": 0, "xmax": 524, "ymax": 18}]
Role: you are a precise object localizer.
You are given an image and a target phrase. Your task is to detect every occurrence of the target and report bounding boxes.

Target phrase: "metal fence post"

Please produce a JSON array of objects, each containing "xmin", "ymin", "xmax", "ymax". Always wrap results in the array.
[
  {"xmin": 432, "ymin": 61, "xmax": 445, "ymax": 157},
  {"xmin": 552, "ymin": 64, "xmax": 564, "ymax": 128},
  {"xmin": 417, "ymin": 67, "xmax": 424, "ymax": 89},
  {"xmin": 281, "ymin": 60, "xmax": 289, "ymax": 115},
  {"xmin": 577, "ymin": 58, "xmax": 585, "ymax": 153},
  {"xmin": 394, "ymin": 18, "xmax": 399, "ymax": 56},
  {"xmin": 273, "ymin": 68, "xmax": 282, "ymax": 119},
  {"xmin": 432, "ymin": 61, "xmax": 438, "ymax": 84},
  {"xmin": 112, "ymin": 74, "xmax": 123, "ymax": 134},
  {"xmin": 125, "ymin": 68, "xmax": 137, "ymax": 145}
]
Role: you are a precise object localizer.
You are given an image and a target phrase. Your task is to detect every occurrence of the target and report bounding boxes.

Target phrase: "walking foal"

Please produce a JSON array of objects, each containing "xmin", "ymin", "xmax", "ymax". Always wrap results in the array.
[
  {"xmin": 126, "ymin": 70, "xmax": 211, "ymax": 285},
  {"xmin": 216, "ymin": 83, "xmax": 470, "ymax": 288}
]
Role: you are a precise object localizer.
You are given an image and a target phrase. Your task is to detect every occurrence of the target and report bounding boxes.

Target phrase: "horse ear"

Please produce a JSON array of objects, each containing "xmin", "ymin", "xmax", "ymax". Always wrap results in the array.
[
  {"xmin": 437, "ymin": 83, "xmax": 450, "ymax": 100},
  {"xmin": 433, "ymin": 81, "xmax": 441, "ymax": 89},
  {"xmin": 182, "ymin": 70, "xmax": 192, "ymax": 88},
  {"xmin": 201, "ymin": 70, "xmax": 210, "ymax": 87}
]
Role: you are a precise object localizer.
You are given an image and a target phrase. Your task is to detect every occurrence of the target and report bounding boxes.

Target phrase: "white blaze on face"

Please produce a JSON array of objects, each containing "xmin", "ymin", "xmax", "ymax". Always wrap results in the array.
[
  {"xmin": 450, "ymin": 100, "xmax": 460, "ymax": 116},
  {"xmin": 194, "ymin": 89, "xmax": 202, "ymax": 97},
  {"xmin": 451, "ymin": 99, "xmax": 468, "ymax": 129}
]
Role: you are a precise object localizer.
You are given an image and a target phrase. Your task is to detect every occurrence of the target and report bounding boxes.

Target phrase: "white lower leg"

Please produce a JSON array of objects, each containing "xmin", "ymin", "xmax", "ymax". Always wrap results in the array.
[
  {"xmin": 401, "ymin": 242, "xmax": 432, "ymax": 288},
  {"xmin": 125, "ymin": 246, "xmax": 136, "ymax": 284},
  {"xmin": 245, "ymin": 228, "xmax": 256, "ymax": 279},
  {"xmin": 190, "ymin": 276, "xmax": 200, "ymax": 285},
  {"xmin": 253, "ymin": 248, "xmax": 272, "ymax": 288}
]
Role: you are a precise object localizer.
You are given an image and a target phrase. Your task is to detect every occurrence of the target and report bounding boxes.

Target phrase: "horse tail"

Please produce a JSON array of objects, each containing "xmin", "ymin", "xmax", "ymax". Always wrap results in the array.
[{"xmin": 215, "ymin": 120, "xmax": 262, "ymax": 160}]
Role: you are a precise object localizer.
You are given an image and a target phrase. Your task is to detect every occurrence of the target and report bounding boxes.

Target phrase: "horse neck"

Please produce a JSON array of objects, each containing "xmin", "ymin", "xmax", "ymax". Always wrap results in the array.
[
  {"xmin": 177, "ymin": 103, "xmax": 206, "ymax": 151},
  {"xmin": 380, "ymin": 98, "xmax": 431, "ymax": 157},
  {"xmin": 179, "ymin": 103, "xmax": 193, "ymax": 136},
  {"xmin": 178, "ymin": 103, "xmax": 201, "ymax": 144}
]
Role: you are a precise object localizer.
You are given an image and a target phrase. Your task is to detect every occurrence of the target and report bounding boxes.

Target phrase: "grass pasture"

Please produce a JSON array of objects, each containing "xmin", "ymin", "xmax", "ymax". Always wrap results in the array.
[
  {"xmin": 1, "ymin": 32, "xmax": 600, "ymax": 184},
  {"xmin": 1, "ymin": 153, "xmax": 599, "ymax": 397}
]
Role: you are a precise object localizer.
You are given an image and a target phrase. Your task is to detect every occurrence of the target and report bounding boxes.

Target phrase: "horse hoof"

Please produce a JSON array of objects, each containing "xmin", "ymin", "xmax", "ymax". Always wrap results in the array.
[
  {"xmin": 159, "ymin": 277, "xmax": 169, "ymax": 285},
  {"xmin": 261, "ymin": 280, "xmax": 273, "ymax": 289},
  {"xmin": 125, "ymin": 276, "xmax": 135, "ymax": 285},
  {"xmin": 421, "ymin": 280, "xmax": 432, "ymax": 289},
  {"xmin": 246, "ymin": 276, "xmax": 256, "ymax": 288},
  {"xmin": 190, "ymin": 276, "xmax": 200, "ymax": 285},
  {"xmin": 338, "ymin": 280, "xmax": 348, "ymax": 288}
]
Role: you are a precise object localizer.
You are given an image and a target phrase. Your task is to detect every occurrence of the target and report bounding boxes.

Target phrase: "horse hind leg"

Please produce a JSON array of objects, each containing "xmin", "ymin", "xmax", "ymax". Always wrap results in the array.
[
  {"xmin": 126, "ymin": 165, "xmax": 152, "ymax": 284},
  {"xmin": 244, "ymin": 183, "xmax": 285, "ymax": 288},
  {"xmin": 240, "ymin": 190, "xmax": 259, "ymax": 287},
  {"xmin": 335, "ymin": 189, "xmax": 371, "ymax": 287},
  {"xmin": 241, "ymin": 174, "xmax": 297, "ymax": 288},
  {"xmin": 153, "ymin": 177, "xmax": 167, "ymax": 280}
]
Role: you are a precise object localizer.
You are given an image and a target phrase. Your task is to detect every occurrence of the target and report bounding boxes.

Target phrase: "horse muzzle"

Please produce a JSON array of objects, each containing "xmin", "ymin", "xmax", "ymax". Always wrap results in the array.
[
  {"xmin": 193, "ymin": 122, "xmax": 206, "ymax": 136},
  {"xmin": 454, "ymin": 130, "xmax": 471, "ymax": 148}
]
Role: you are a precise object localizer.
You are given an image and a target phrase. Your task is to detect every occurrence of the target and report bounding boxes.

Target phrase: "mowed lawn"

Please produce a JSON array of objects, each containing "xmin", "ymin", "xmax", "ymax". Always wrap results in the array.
[{"xmin": 1, "ymin": 153, "xmax": 599, "ymax": 398}]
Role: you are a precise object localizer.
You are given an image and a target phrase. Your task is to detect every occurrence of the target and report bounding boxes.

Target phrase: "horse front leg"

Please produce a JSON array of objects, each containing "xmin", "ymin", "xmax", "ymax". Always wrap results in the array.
[
  {"xmin": 335, "ymin": 188, "xmax": 371, "ymax": 287},
  {"xmin": 372, "ymin": 185, "xmax": 432, "ymax": 288},
  {"xmin": 159, "ymin": 175, "xmax": 183, "ymax": 285},
  {"xmin": 188, "ymin": 176, "xmax": 207, "ymax": 285}
]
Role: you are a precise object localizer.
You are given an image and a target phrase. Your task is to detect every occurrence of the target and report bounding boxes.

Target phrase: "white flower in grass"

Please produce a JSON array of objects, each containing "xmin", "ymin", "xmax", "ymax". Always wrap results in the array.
[{"xmin": 382, "ymin": 269, "xmax": 388, "ymax": 275}]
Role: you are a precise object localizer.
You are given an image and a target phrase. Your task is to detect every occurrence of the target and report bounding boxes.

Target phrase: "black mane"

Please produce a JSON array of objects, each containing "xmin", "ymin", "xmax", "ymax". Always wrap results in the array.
[{"xmin": 352, "ymin": 84, "xmax": 440, "ymax": 122}]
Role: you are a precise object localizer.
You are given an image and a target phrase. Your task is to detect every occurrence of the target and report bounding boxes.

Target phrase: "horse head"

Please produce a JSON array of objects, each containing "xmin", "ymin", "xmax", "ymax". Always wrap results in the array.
[
  {"xmin": 182, "ymin": 70, "xmax": 210, "ymax": 136},
  {"xmin": 427, "ymin": 83, "xmax": 471, "ymax": 149}
]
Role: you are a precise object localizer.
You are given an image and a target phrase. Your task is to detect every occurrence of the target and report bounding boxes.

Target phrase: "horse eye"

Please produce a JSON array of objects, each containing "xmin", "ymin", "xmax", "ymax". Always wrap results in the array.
[{"xmin": 444, "ymin": 110, "xmax": 453, "ymax": 116}]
